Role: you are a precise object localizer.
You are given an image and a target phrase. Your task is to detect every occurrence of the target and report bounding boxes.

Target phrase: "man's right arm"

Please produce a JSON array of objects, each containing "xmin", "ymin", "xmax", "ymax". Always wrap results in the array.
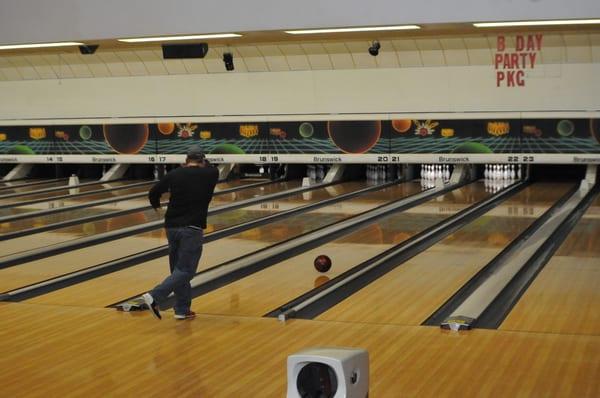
[{"xmin": 148, "ymin": 174, "xmax": 170, "ymax": 209}]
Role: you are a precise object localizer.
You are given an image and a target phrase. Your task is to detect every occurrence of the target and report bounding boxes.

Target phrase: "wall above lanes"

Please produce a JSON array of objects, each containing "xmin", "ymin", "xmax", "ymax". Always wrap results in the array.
[
  {"xmin": 1, "ymin": 0, "xmax": 599, "ymax": 45},
  {"xmin": 1, "ymin": 32, "xmax": 599, "ymax": 82},
  {"xmin": 0, "ymin": 63, "xmax": 598, "ymax": 122}
]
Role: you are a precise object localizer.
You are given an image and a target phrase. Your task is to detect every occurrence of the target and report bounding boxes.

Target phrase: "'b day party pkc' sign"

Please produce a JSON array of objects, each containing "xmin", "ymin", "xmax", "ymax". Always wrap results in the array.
[{"xmin": 494, "ymin": 34, "xmax": 543, "ymax": 87}]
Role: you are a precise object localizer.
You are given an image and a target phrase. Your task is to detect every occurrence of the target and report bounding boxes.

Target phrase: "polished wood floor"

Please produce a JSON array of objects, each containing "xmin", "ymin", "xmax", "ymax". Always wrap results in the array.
[
  {"xmin": 1, "ymin": 179, "xmax": 598, "ymax": 397},
  {"xmin": 0, "ymin": 303, "xmax": 598, "ymax": 397},
  {"xmin": 318, "ymin": 183, "xmax": 573, "ymax": 325},
  {"xmin": 501, "ymin": 195, "xmax": 600, "ymax": 335},
  {"xmin": 23, "ymin": 182, "xmax": 419, "ymax": 307}
]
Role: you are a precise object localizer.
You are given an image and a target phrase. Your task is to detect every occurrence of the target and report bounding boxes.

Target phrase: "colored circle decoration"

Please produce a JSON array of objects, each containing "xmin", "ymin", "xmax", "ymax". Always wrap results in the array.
[
  {"xmin": 157, "ymin": 123, "xmax": 175, "ymax": 135},
  {"xmin": 590, "ymin": 119, "xmax": 600, "ymax": 145},
  {"xmin": 391, "ymin": 119, "xmax": 412, "ymax": 133},
  {"xmin": 103, "ymin": 124, "xmax": 149, "ymax": 154},
  {"xmin": 327, "ymin": 120, "xmax": 381, "ymax": 154},
  {"xmin": 7, "ymin": 144, "xmax": 35, "ymax": 155},
  {"xmin": 452, "ymin": 141, "xmax": 493, "ymax": 154},
  {"xmin": 209, "ymin": 143, "xmax": 246, "ymax": 154},
  {"xmin": 556, "ymin": 120, "xmax": 575, "ymax": 137},
  {"xmin": 79, "ymin": 125, "xmax": 92, "ymax": 140},
  {"xmin": 299, "ymin": 122, "xmax": 315, "ymax": 138}
]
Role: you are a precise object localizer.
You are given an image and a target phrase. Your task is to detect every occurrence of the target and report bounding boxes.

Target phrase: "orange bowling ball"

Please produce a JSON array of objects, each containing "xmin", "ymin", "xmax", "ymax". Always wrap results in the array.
[
  {"xmin": 314, "ymin": 255, "xmax": 332, "ymax": 273},
  {"xmin": 392, "ymin": 119, "xmax": 412, "ymax": 133},
  {"xmin": 157, "ymin": 123, "xmax": 175, "ymax": 135}
]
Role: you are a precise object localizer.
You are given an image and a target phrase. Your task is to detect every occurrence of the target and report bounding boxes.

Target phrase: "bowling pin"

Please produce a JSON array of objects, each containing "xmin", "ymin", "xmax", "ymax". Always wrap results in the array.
[{"xmin": 316, "ymin": 165, "xmax": 324, "ymax": 181}]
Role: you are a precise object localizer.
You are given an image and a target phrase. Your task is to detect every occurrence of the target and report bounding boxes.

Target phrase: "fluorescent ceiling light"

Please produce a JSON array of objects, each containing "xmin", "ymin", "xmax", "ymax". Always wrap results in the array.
[
  {"xmin": 0, "ymin": 42, "xmax": 84, "ymax": 50},
  {"xmin": 285, "ymin": 25, "xmax": 420, "ymax": 35},
  {"xmin": 119, "ymin": 33, "xmax": 241, "ymax": 43},
  {"xmin": 474, "ymin": 19, "xmax": 600, "ymax": 27}
]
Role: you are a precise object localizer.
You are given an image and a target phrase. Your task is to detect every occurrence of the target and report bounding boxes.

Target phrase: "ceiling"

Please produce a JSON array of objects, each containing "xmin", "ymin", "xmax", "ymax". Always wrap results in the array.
[{"xmin": 0, "ymin": 29, "xmax": 599, "ymax": 81}]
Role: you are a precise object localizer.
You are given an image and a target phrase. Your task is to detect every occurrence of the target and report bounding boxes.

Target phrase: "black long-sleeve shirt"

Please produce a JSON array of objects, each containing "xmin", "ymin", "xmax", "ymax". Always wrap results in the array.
[{"xmin": 148, "ymin": 165, "xmax": 219, "ymax": 229}]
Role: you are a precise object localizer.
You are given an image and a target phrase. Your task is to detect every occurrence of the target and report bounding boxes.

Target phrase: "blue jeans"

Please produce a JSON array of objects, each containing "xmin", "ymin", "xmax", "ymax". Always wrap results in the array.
[{"xmin": 149, "ymin": 227, "xmax": 203, "ymax": 315}]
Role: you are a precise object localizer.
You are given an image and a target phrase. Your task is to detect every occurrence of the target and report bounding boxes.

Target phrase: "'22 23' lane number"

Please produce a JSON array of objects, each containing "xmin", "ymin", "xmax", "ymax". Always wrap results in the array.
[{"xmin": 508, "ymin": 156, "xmax": 534, "ymax": 163}]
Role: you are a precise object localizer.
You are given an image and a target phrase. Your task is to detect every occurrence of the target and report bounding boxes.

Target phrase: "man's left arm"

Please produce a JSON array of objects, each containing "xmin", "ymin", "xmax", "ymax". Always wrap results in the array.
[{"xmin": 205, "ymin": 167, "xmax": 219, "ymax": 202}]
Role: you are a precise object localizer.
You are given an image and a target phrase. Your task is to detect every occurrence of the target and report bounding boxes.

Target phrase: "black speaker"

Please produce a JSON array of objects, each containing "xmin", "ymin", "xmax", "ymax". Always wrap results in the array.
[
  {"xmin": 223, "ymin": 52, "xmax": 234, "ymax": 71},
  {"xmin": 79, "ymin": 45, "xmax": 99, "ymax": 55},
  {"xmin": 162, "ymin": 43, "xmax": 209, "ymax": 59}
]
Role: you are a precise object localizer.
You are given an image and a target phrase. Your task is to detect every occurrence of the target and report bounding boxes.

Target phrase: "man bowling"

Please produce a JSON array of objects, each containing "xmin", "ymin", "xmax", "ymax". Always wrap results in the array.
[{"xmin": 142, "ymin": 145, "xmax": 219, "ymax": 320}]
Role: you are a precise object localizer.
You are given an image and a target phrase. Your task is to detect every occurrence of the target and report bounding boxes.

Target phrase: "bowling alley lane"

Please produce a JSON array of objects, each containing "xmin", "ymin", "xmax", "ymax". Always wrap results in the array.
[
  {"xmin": 22, "ymin": 182, "xmax": 423, "ymax": 307},
  {"xmin": 0, "ymin": 178, "xmax": 265, "ymax": 244},
  {"xmin": 0, "ymin": 179, "xmax": 341, "ymax": 294},
  {"xmin": 0, "ymin": 181, "xmax": 154, "ymax": 218},
  {"xmin": 0, "ymin": 179, "xmax": 48, "ymax": 189},
  {"xmin": 150, "ymin": 181, "xmax": 493, "ymax": 318},
  {"xmin": 0, "ymin": 179, "xmax": 69, "ymax": 194},
  {"xmin": 316, "ymin": 182, "xmax": 574, "ymax": 326},
  {"xmin": 0, "ymin": 179, "xmax": 144, "ymax": 206},
  {"xmin": 500, "ymin": 194, "xmax": 600, "ymax": 335},
  {"xmin": 0, "ymin": 179, "xmax": 103, "ymax": 201},
  {"xmin": 0, "ymin": 179, "xmax": 289, "ymax": 263}
]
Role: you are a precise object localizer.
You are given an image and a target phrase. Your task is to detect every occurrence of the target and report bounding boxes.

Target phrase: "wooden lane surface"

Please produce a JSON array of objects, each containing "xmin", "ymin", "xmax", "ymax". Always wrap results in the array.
[
  {"xmin": 1, "ymin": 302, "xmax": 597, "ymax": 397},
  {"xmin": 24, "ymin": 182, "xmax": 419, "ymax": 307},
  {"xmin": 0, "ymin": 179, "xmax": 259, "ymax": 254},
  {"xmin": 0, "ymin": 179, "xmax": 38, "ymax": 187},
  {"xmin": 0, "ymin": 196, "xmax": 152, "ymax": 239},
  {"xmin": 0, "ymin": 180, "xmax": 131, "ymax": 207},
  {"xmin": 317, "ymin": 183, "xmax": 574, "ymax": 326},
  {"xmin": 175, "ymin": 182, "xmax": 490, "ymax": 318},
  {"xmin": 0, "ymin": 180, "xmax": 295, "ymax": 293},
  {"xmin": 0, "ymin": 207, "xmax": 163, "ymax": 256},
  {"xmin": 0, "ymin": 182, "xmax": 152, "ymax": 218},
  {"xmin": 500, "ymin": 195, "xmax": 600, "ymax": 335},
  {"xmin": 0, "ymin": 179, "xmax": 68, "ymax": 194},
  {"xmin": 0, "ymin": 179, "xmax": 136, "ymax": 205}
]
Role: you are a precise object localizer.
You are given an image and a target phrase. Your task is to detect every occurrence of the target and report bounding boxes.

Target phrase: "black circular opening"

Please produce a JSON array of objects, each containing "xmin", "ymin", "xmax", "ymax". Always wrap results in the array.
[{"xmin": 297, "ymin": 362, "xmax": 338, "ymax": 398}]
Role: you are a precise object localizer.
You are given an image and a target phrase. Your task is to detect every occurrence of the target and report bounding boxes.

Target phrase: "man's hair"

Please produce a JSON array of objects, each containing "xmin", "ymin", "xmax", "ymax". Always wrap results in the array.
[{"xmin": 186, "ymin": 145, "xmax": 205, "ymax": 162}]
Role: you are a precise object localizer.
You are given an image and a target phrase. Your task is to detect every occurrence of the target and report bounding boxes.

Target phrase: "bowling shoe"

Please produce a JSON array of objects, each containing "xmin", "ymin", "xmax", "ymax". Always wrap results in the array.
[
  {"xmin": 174, "ymin": 311, "xmax": 196, "ymax": 320},
  {"xmin": 142, "ymin": 293, "xmax": 162, "ymax": 320}
]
